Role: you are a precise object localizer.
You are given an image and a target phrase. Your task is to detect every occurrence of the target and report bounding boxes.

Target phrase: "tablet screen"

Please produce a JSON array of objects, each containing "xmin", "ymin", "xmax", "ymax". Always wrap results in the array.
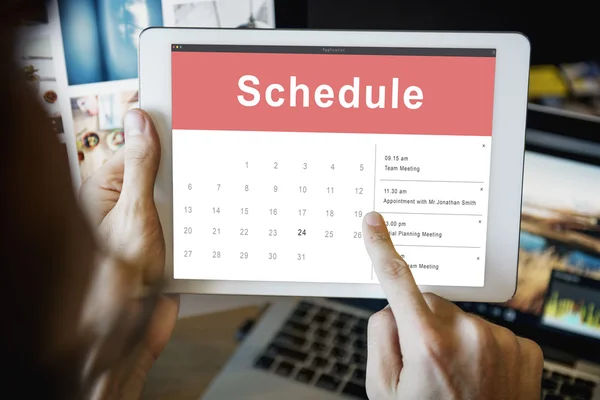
[{"xmin": 170, "ymin": 44, "xmax": 496, "ymax": 287}]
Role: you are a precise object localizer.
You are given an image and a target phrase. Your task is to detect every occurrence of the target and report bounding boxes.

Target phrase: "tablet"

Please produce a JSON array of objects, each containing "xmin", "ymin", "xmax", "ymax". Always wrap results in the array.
[{"xmin": 139, "ymin": 28, "xmax": 530, "ymax": 302}]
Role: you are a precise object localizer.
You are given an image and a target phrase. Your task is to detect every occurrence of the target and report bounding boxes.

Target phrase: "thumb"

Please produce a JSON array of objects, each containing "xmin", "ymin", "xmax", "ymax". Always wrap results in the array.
[{"xmin": 121, "ymin": 109, "xmax": 161, "ymax": 201}]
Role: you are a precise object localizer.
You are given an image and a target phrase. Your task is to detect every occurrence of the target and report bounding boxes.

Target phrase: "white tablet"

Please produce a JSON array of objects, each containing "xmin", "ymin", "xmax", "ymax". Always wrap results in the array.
[{"xmin": 139, "ymin": 28, "xmax": 530, "ymax": 302}]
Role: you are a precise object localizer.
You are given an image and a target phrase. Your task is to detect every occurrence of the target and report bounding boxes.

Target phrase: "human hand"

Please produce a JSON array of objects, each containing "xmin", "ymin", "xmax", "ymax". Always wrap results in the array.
[
  {"xmin": 79, "ymin": 109, "xmax": 178, "ymax": 399},
  {"xmin": 362, "ymin": 212, "xmax": 543, "ymax": 400}
]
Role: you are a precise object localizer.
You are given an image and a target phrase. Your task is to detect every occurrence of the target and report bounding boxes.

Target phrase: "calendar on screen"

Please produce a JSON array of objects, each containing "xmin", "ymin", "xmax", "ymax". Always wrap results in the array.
[{"xmin": 170, "ymin": 44, "xmax": 496, "ymax": 287}]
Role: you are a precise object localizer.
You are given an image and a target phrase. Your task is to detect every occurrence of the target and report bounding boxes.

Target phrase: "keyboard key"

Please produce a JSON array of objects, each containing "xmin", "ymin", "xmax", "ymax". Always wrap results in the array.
[
  {"xmin": 339, "ymin": 312, "xmax": 354, "ymax": 321},
  {"xmin": 315, "ymin": 328, "xmax": 328, "ymax": 338},
  {"xmin": 335, "ymin": 333, "xmax": 350, "ymax": 345},
  {"xmin": 267, "ymin": 344, "xmax": 308, "ymax": 362},
  {"xmin": 276, "ymin": 331, "xmax": 306, "ymax": 347},
  {"xmin": 356, "ymin": 349, "xmax": 367, "ymax": 359},
  {"xmin": 316, "ymin": 374, "xmax": 341, "ymax": 391},
  {"xmin": 312, "ymin": 356, "xmax": 329, "ymax": 368},
  {"xmin": 275, "ymin": 361, "xmax": 295, "ymax": 377},
  {"xmin": 285, "ymin": 320, "xmax": 310, "ymax": 333},
  {"xmin": 295, "ymin": 368, "xmax": 315, "ymax": 383},
  {"xmin": 317, "ymin": 307, "xmax": 334, "ymax": 316},
  {"xmin": 352, "ymin": 353, "xmax": 367, "ymax": 365},
  {"xmin": 331, "ymin": 347, "xmax": 347, "ymax": 359},
  {"xmin": 313, "ymin": 356, "xmax": 329, "ymax": 368},
  {"xmin": 574, "ymin": 378, "xmax": 596, "ymax": 387},
  {"xmin": 542, "ymin": 378, "xmax": 558, "ymax": 391},
  {"xmin": 314, "ymin": 310, "xmax": 331, "ymax": 321},
  {"xmin": 353, "ymin": 368, "xmax": 366, "ymax": 381},
  {"xmin": 332, "ymin": 362, "xmax": 350, "ymax": 376},
  {"xmin": 351, "ymin": 324, "xmax": 366, "ymax": 335},
  {"xmin": 254, "ymin": 355, "xmax": 275, "ymax": 370},
  {"xmin": 292, "ymin": 309, "xmax": 308, "ymax": 320},
  {"xmin": 311, "ymin": 341, "xmax": 327, "ymax": 352},
  {"xmin": 342, "ymin": 381, "xmax": 368, "ymax": 399},
  {"xmin": 313, "ymin": 314, "xmax": 327, "ymax": 323},
  {"xmin": 551, "ymin": 372, "xmax": 571, "ymax": 381},
  {"xmin": 332, "ymin": 320, "xmax": 347, "ymax": 330},
  {"xmin": 560, "ymin": 383, "xmax": 592, "ymax": 398},
  {"xmin": 297, "ymin": 301, "xmax": 314, "ymax": 312},
  {"xmin": 353, "ymin": 338, "xmax": 367, "ymax": 350}
]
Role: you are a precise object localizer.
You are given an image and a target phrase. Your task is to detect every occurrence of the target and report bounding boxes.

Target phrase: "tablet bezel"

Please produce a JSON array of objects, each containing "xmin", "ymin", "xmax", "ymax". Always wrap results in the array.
[{"xmin": 139, "ymin": 28, "xmax": 530, "ymax": 302}]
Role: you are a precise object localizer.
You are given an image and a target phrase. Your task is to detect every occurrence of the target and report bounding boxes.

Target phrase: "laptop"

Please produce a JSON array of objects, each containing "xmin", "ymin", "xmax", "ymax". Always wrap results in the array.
[{"xmin": 201, "ymin": 107, "xmax": 600, "ymax": 400}]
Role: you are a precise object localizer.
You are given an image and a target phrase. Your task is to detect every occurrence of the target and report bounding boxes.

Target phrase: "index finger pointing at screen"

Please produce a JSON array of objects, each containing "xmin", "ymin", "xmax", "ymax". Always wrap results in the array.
[{"xmin": 362, "ymin": 212, "xmax": 431, "ymax": 325}]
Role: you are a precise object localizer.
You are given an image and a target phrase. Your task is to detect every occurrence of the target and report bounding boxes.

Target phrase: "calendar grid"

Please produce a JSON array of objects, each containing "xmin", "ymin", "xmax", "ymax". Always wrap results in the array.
[{"xmin": 173, "ymin": 130, "xmax": 491, "ymax": 288}]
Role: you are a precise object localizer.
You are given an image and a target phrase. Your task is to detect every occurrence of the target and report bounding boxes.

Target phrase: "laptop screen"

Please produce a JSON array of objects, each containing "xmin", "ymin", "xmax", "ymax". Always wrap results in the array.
[{"xmin": 501, "ymin": 143, "xmax": 600, "ymax": 340}]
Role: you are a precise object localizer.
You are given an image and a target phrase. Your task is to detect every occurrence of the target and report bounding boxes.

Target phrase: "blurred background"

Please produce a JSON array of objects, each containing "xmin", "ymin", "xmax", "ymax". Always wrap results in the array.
[{"xmin": 16, "ymin": 1, "xmax": 600, "ymax": 399}]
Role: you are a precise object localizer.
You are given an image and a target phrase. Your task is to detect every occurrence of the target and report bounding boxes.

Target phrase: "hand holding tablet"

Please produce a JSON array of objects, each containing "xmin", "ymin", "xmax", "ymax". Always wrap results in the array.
[
  {"xmin": 139, "ymin": 28, "xmax": 530, "ymax": 302},
  {"xmin": 362, "ymin": 210, "xmax": 543, "ymax": 400}
]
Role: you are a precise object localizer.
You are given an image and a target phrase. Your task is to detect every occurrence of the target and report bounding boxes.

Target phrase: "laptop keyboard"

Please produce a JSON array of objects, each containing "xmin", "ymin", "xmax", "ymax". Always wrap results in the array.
[
  {"xmin": 254, "ymin": 301, "xmax": 369, "ymax": 399},
  {"xmin": 542, "ymin": 368, "xmax": 597, "ymax": 400},
  {"xmin": 254, "ymin": 300, "xmax": 598, "ymax": 400}
]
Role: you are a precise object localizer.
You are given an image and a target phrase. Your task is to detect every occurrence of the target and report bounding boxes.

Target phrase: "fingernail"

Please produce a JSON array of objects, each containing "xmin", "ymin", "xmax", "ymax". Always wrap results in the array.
[
  {"xmin": 124, "ymin": 110, "xmax": 145, "ymax": 136},
  {"xmin": 365, "ymin": 212, "xmax": 383, "ymax": 227}
]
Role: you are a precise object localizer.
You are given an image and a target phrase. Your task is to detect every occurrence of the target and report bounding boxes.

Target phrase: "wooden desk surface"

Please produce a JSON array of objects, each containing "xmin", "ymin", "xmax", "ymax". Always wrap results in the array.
[{"xmin": 142, "ymin": 306, "xmax": 261, "ymax": 400}]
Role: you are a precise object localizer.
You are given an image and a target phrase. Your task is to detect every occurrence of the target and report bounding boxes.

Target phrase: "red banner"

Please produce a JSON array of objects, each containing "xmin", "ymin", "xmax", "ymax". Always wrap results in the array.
[{"xmin": 172, "ymin": 51, "xmax": 495, "ymax": 136}]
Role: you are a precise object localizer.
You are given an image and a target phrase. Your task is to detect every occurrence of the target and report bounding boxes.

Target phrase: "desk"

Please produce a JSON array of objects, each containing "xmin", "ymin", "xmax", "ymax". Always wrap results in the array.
[{"xmin": 142, "ymin": 304, "xmax": 263, "ymax": 400}]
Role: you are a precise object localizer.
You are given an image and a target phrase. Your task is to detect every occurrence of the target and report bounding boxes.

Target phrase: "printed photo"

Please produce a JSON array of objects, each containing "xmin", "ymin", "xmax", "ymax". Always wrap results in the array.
[
  {"xmin": 57, "ymin": 0, "xmax": 163, "ymax": 86},
  {"xmin": 171, "ymin": 0, "xmax": 274, "ymax": 28},
  {"xmin": 18, "ymin": 34, "xmax": 64, "ymax": 134},
  {"xmin": 504, "ymin": 152, "xmax": 600, "ymax": 315},
  {"xmin": 71, "ymin": 91, "xmax": 138, "ymax": 182}
]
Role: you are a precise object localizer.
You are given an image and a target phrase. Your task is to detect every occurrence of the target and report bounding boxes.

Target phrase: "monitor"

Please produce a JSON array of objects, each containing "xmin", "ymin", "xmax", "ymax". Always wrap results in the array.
[{"xmin": 480, "ymin": 119, "xmax": 600, "ymax": 335}]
